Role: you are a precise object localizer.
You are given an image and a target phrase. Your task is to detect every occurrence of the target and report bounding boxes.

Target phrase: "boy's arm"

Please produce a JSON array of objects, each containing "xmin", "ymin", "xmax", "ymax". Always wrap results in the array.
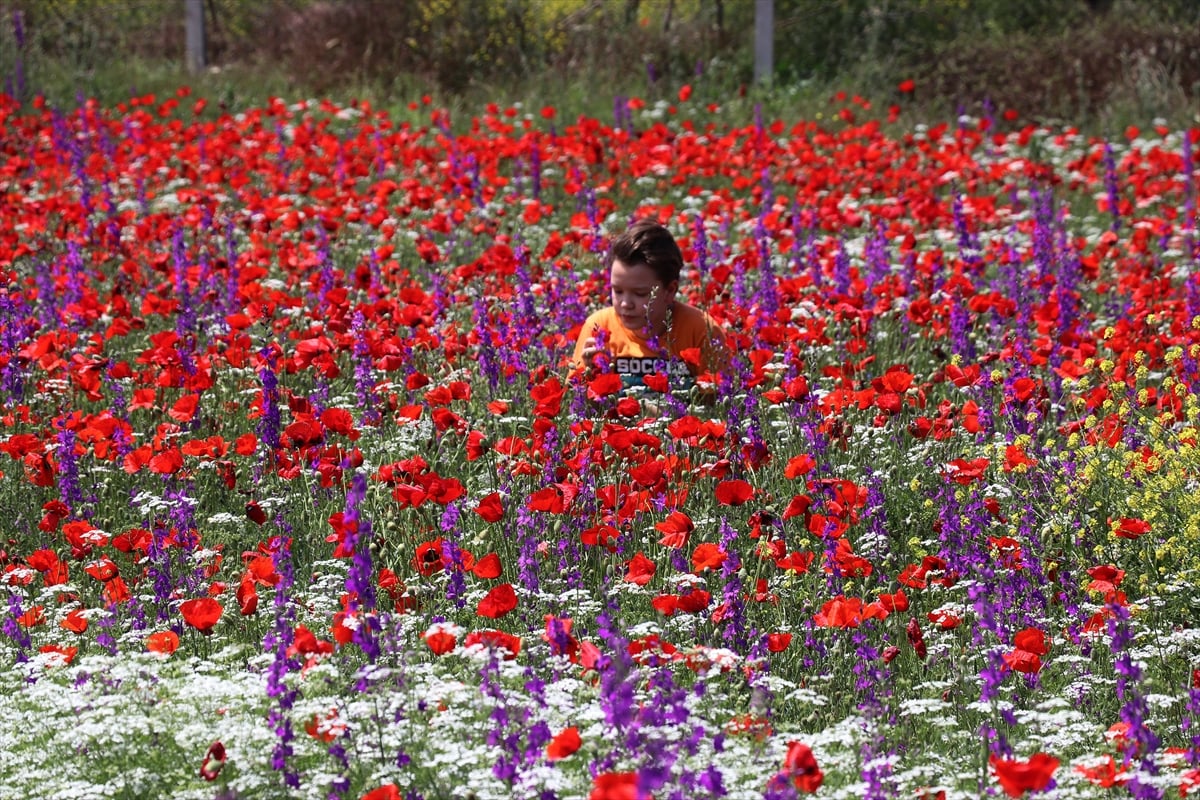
[
  {"xmin": 570, "ymin": 316, "xmax": 605, "ymax": 380},
  {"xmin": 700, "ymin": 314, "xmax": 731, "ymax": 379}
]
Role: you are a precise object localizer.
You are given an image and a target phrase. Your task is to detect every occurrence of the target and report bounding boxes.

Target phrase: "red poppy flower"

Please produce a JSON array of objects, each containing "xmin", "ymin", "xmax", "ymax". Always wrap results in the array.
[
  {"xmin": 180, "ymin": 597, "xmax": 223, "ymax": 635},
  {"xmin": 775, "ymin": 550, "xmax": 814, "ymax": 574},
  {"xmin": 1112, "ymin": 517, "xmax": 1150, "ymax": 539},
  {"xmin": 1003, "ymin": 444, "xmax": 1036, "ymax": 472},
  {"xmin": 474, "ymin": 492, "xmax": 505, "ymax": 523},
  {"xmin": 651, "ymin": 594, "xmax": 679, "ymax": 616},
  {"xmin": 676, "ymin": 588, "xmax": 711, "ymax": 613},
  {"xmin": 546, "ymin": 726, "xmax": 582, "ymax": 761},
  {"xmin": 714, "ymin": 478, "xmax": 754, "ymax": 506},
  {"xmin": 1086, "ymin": 564, "xmax": 1125, "ymax": 596},
  {"xmin": 103, "ymin": 576, "xmax": 131, "ymax": 605},
  {"xmin": 463, "ymin": 629, "xmax": 522, "ymax": 659},
  {"xmin": 39, "ymin": 644, "xmax": 78, "ymax": 667},
  {"xmin": 588, "ymin": 372, "xmax": 623, "ymax": 399},
  {"xmin": 18, "ymin": 606, "xmax": 45, "ymax": 628},
  {"xmin": 289, "ymin": 624, "xmax": 334, "ymax": 658},
  {"xmin": 146, "ymin": 631, "xmax": 180, "ymax": 655},
  {"xmin": 64, "ymin": 520, "xmax": 109, "ymax": 552},
  {"xmin": 26, "ymin": 549, "xmax": 66, "ymax": 586},
  {"xmin": 530, "ymin": 376, "xmax": 565, "ymax": 416},
  {"xmin": 466, "ymin": 429, "xmax": 490, "ymax": 460},
  {"xmin": 624, "ymin": 552, "xmax": 656, "ymax": 585},
  {"xmin": 528, "ymin": 485, "xmax": 571, "ymax": 513},
  {"xmin": 691, "ymin": 542, "xmax": 726, "ymax": 572},
  {"xmin": 470, "ymin": 552, "xmax": 502, "ymax": 579},
  {"xmin": 149, "ymin": 448, "xmax": 185, "ymax": 475},
  {"xmin": 245, "ymin": 500, "xmax": 268, "ymax": 525},
  {"xmin": 946, "ymin": 363, "xmax": 980, "ymax": 387},
  {"xmin": 766, "ymin": 632, "xmax": 792, "ymax": 652},
  {"xmin": 581, "ymin": 524, "xmax": 619, "ymax": 552},
  {"xmin": 1013, "ymin": 627, "xmax": 1049, "ymax": 655},
  {"xmin": 168, "ymin": 393, "xmax": 199, "ymax": 423},
  {"xmin": 808, "ymin": 513, "xmax": 847, "ymax": 539},
  {"xmin": 236, "ymin": 578, "xmax": 260, "ymax": 618},
  {"xmin": 422, "ymin": 623, "xmax": 458, "ymax": 655},
  {"xmin": 412, "ymin": 538, "xmax": 445, "ymax": 576},
  {"xmin": 112, "ymin": 528, "xmax": 152, "ymax": 554},
  {"xmin": 589, "ymin": 771, "xmax": 637, "ymax": 800},
  {"xmin": 245, "ymin": 554, "xmax": 279, "ymax": 586},
  {"xmin": 305, "ymin": 709, "xmax": 348, "ymax": 743},
  {"xmin": 643, "ymin": 373, "xmax": 669, "ymax": 392},
  {"xmin": 84, "ymin": 558, "xmax": 119, "ymax": 583},
  {"xmin": 878, "ymin": 590, "xmax": 908, "ymax": 612},
  {"xmin": 928, "ymin": 608, "xmax": 962, "ymax": 629},
  {"xmin": 990, "ymin": 752, "xmax": 1059, "ymax": 797},
  {"xmin": 781, "ymin": 493, "xmax": 813, "ymax": 520},
  {"xmin": 678, "ymin": 347, "xmax": 702, "ymax": 368},
  {"xmin": 60, "ymin": 608, "xmax": 88, "ymax": 634},
  {"xmin": 942, "ymin": 457, "xmax": 989, "ymax": 484},
  {"xmin": 813, "ymin": 595, "xmax": 863, "ymax": 628},
  {"xmin": 1010, "ymin": 377, "xmax": 1039, "ymax": 403},
  {"xmin": 476, "ymin": 583, "xmax": 518, "ymax": 619},
  {"xmin": 1002, "ymin": 649, "xmax": 1042, "ymax": 674},
  {"xmin": 655, "ymin": 511, "xmax": 694, "ymax": 548},
  {"xmin": 360, "ymin": 786, "xmax": 401, "ymax": 800},
  {"xmin": 1074, "ymin": 755, "xmax": 1129, "ymax": 788},
  {"xmin": 23, "ymin": 451, "xmax": 56, "ymax": 486},
  {"xmin": 320, "ymin": 407, "xmax": 358, "ymax": 438},
  {"xmin": 784, "ymin": 454, "xmax": 816, "ymax": 478},
  {"xmin": 777, "ymin": 741, "xmax": 824, "ymax": 793},
  {"xmin": 628, "ymin": 460, "xmax": 666, "ymax": 489}
]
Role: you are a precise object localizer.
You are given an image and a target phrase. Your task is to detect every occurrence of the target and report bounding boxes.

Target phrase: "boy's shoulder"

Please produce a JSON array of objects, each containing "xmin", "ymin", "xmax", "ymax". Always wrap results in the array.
[
  {"xmin": 585, "ymin": 307, "xmax": 618, "ymax": 327},
  {"xmin": 672, "ymin": 301, "xmax": 722, "ymax": 334}
]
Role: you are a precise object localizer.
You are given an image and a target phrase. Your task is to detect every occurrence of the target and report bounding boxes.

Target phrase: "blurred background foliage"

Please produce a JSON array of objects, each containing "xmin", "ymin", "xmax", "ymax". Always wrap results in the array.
[{"xmin": 0, "ymin": 0, "xmax": 1198, "ymax": 131}]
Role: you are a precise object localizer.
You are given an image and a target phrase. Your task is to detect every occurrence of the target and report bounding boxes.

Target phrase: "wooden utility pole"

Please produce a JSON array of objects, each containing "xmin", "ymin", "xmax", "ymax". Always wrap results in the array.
[
  {"xmin": 754, "ymin": 0, "xmax": 773, "ymax": 85},
  {"xmin": 185, "ymin": 0, "xmax": 206, "ymax": 73}
]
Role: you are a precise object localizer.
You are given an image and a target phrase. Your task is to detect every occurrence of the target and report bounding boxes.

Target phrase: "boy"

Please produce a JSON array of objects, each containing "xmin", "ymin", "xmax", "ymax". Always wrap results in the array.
[{"xmin": 571, "ymin": 218, "xmax": 727, "ymax": 391}]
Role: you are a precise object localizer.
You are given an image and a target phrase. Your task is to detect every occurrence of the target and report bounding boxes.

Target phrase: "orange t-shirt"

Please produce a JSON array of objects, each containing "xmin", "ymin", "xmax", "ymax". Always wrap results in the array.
[{"xmin": 570, "ymin": 301, "xmax": 727, "ymax": 389}]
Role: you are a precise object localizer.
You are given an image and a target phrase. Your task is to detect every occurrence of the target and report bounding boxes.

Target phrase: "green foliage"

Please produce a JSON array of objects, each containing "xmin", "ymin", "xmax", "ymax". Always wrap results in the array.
[{"xmin": 0, "ymin": 0, "xmax": 1197, "ymax": 136}]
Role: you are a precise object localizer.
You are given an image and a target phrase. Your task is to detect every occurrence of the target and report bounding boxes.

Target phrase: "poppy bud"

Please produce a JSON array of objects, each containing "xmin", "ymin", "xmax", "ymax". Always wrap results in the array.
[
  {"xmin": 199, "ymin": 740, "xmax": 226, "ymax": 781},
  {"xmin": 906, "ymin": 618, "xmax": 927, "ymax": 660}
]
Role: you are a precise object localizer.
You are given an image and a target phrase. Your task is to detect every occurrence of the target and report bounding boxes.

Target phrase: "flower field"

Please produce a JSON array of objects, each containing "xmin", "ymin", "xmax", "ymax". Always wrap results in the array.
[{"xmin": 0, "ymin": 84, "xmax": 1198, "ymax": 799}]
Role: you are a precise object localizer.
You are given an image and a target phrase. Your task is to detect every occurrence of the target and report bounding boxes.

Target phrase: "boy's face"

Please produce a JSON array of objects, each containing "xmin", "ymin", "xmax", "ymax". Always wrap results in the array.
[{"xmin": 610, "ymin": 259, "xmax": 678, "ymax": 337}]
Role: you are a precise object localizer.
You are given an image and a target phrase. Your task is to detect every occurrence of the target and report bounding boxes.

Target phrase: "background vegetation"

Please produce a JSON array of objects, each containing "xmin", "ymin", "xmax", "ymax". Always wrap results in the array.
[{"xmin": 0, "ymin": 0, "xmax": 1198, "ymax": 132}]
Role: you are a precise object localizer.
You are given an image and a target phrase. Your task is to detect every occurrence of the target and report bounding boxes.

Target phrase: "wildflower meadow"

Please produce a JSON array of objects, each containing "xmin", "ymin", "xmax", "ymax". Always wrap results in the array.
[{"xmin": 0, "ymin": 82, "xmax": 1199, "ymax": 800}]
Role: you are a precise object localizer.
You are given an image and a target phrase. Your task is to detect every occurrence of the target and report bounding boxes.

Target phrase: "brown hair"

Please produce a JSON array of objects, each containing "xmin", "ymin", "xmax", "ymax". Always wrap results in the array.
[{"xmin": 608, "ymin": 218, "xmax": 683, "ymax": 287}]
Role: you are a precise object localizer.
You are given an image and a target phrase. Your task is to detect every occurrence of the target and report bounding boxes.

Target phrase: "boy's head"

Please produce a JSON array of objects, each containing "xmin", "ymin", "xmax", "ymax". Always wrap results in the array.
[
  {"xmin": 607, "ymin": 219, "xmax": 682, "ymax": 337},
  {"xmin": 608, "ymin": 218, "xmax": 683, "ymax": 287}
]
